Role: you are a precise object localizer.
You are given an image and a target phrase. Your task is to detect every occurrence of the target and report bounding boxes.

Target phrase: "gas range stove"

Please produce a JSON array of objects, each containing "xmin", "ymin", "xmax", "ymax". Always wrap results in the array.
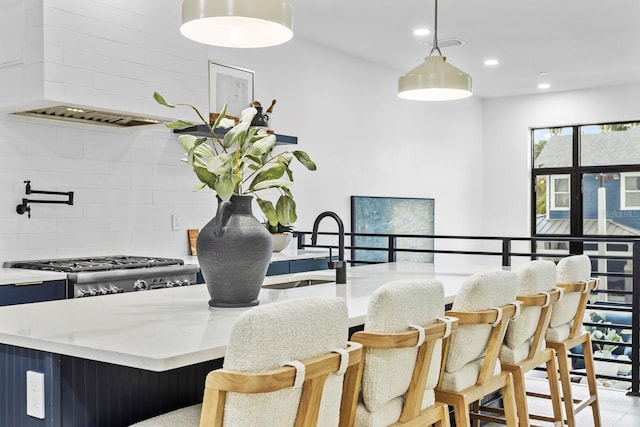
[{"xmin": 4, "ymin": 255, "xmax": 200, "ymax": 298}]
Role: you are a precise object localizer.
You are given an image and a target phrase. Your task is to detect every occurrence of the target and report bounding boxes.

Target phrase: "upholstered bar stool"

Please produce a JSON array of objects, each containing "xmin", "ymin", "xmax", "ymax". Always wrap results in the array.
[
  {"xmin": 545, "ymin": 255, "xmax": 601, "ymax": 427},
  {"xmin": 435, "ymin": 270, "xmax": 521, "ymax": 427},
  {"xmin": 130, "ymin": 297, "xmax": 363, "ymax": 427},
  {"xmin": 474, "ymin": 260, "xmax": 563, "ymax": 427},
  {"xmin": 350, "ymin": 279, "xmax": 458, "ymax": 426}
]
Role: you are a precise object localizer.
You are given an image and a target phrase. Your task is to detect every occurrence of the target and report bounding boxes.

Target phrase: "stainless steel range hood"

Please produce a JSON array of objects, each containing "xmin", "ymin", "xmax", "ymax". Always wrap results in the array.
[{"xmin": 13, "ymin": 105, "xmax": 163, "ymax": 128}]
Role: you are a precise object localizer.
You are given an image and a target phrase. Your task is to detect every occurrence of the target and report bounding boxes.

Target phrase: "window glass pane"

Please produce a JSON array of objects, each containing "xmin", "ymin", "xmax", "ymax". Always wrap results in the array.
[
  {"xmin": 626, "ymin": 192, "xmax": 640, "ymax": 207},
  {"xmin": 533, "ymin": 127, "xmax": 573, "ymax": 168},
  {"xmin": 555, "ymin": 178, "xmax": 569, "ymax": 192},
  {"xmin": 583, "ymin": 172, "xmax": 640, "ymax": 234},
  {"xmin": 555, "ymin": 194, "xmax": 569, "ymax": 207},
  {"xmin": 535, "ymin": 174, "xmax": 570, "ymax": 235},
  {"xmin": 581, "ymin": 122, "xmax": 640, "ymax": 166},
  {"xmin": 626, "ymin": 176, "xmax": 640, "ymax": 191}
]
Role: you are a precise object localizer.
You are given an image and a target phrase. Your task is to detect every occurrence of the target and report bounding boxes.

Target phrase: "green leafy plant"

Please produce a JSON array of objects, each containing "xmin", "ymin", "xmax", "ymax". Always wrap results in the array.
[
  {"xmin": 153, "ymin": 92, "xmax": 316, "ymax": 228},
  {"xmin": 588, "ymin": 311, "xmax": 623, "ymax": 354},
  {"xmin": 265, "ymin": 222, "xmax": 294, "ymax": 234}
]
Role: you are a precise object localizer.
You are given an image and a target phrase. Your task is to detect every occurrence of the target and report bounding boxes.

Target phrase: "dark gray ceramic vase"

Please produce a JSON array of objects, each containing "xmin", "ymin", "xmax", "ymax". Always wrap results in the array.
[{"xmin": 197, "ymin": 195, "xmax": 273, "ymax": 307}]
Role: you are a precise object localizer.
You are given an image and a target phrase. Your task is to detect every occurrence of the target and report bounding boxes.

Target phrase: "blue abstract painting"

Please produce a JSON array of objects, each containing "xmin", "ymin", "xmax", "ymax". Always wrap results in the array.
[{"xmin": 351, "ymin": 196, "xmax": 435, "ymax": 263}]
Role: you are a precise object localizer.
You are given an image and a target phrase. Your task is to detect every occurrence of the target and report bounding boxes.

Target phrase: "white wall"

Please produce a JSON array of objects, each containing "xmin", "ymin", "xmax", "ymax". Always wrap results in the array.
[
  {"xmin": 482, "ymin": 83, "xmax": 640, "ymax": 239},
  {"xmin": 0, "ymin": 0, "xmax": 484, "ymax": 263}
]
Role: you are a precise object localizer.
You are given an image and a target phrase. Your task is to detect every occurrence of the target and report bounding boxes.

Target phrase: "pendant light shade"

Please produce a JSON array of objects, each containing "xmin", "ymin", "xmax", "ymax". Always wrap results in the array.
[
  {"xmin": 398, "ymin": 0, "xmax": 472, "ymax": 101},
  {"xmin": 398, "ymin": 56, "xmax": 472, "ymax": 101},
  {"xmin": 180, "ymin": 0, "xmax": 293, "ymax": 48}
]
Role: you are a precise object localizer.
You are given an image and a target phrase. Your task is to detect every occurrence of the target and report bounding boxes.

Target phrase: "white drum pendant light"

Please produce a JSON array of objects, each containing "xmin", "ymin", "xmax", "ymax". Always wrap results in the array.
[
  {"xmin": 398, "ymin": 0, "xmax": 471, "ymax": 101},
  {"xmin": 181, "ymin": 0, "xmax": 293, "ymax": 48}
]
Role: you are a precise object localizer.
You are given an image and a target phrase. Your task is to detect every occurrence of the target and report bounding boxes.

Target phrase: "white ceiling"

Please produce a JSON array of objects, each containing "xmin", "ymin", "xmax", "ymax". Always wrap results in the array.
[{"xmin": 288, "ymin": 0, "xmax": 640, "ymax": 98}]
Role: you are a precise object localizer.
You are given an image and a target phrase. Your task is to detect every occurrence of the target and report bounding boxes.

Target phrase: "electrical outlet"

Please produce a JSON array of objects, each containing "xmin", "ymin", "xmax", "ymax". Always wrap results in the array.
[
  {"xmin": 26, "ymin": 370, "xmax": 45, "ymax": 419},
  {"xmin": 172, "ymin": 214, "xmax": 181, "ymax": 231}
]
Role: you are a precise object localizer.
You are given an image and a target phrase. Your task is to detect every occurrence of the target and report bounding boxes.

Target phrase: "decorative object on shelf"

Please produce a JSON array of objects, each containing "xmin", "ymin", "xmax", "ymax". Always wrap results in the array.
[
  {"xmin": 267, "ymin": 223, "xmax": 293, "ymax": 252},
  {"xmin": 266, "ymin": 99, "xmax": 276, "ymax": 134},
  {"xmin": 209, "ymin": 61, "xmax": 254, "ymax": 120},
  {"xmin": 15, "ymin": 180, "xmax": 74, "ymax": 219},
  {"xmin": 180, "ymin": 0, "xmax": 293, "ymax": 48},
  {"xmin": 249, "ymin": 101, "xmax": 269, "ymax": 129},
  {"xmin": 398, "ymin": 0, "xmax": 472, "ymax": 101},
  {"xmin": 153, "ymin": 92, "xmax": 316, "ymax": 306}
]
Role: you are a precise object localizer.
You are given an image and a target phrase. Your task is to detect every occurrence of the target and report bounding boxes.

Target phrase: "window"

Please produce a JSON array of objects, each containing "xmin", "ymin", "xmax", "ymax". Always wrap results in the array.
[
  {"xmin": 621, "ymin": 172, "xmax": 640, "ymax": 210},
  {"xmin": 550, "ymin": 175, "xmax": 570, "ymax": 210}
]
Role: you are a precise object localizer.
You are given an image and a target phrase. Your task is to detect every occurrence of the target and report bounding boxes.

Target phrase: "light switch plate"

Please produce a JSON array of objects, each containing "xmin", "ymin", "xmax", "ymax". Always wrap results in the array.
[{"xmin": 26, "ymin": 370, "xmax": 45, "ymax": 419}]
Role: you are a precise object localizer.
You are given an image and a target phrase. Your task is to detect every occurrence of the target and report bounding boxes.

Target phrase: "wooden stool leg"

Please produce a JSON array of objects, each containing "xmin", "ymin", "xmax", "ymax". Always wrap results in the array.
[
  {"xmin": 509, "ymin": 367, "xmax": 530, "ymax": 427},
  {"xmin": 582, "ymin": 340, "xmax": 602, "ymax": 427},
  {"xmin": 552, "ymin": 342, "xmax": 576, "ymax": 427},
  {"xmin": 545, "ymin": 351, "xmax": 563, "ymax": 425},
  {"xmin": 501, "ymin": 373, "xmax": 519, "ymax": 427},
  {"xmin": 453, "ymin": 398, "xmax": 471, "ymax": 427}
]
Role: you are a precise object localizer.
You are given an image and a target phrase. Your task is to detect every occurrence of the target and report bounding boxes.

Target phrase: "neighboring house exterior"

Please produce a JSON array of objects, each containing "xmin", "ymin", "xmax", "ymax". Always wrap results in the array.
[
  {"xmin": 536, "ymin": 126, "xmax": 640, "ymax": 234},
  {"xmin": 535, "ymin": 126, "xmax": 640, "ymax": 302}
]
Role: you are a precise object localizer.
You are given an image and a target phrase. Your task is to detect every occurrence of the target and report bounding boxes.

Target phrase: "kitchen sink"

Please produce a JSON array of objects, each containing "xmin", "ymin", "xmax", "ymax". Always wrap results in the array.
[{"xmin": 262, "ymin": 278, "xmax": 335, "ymax": 289}]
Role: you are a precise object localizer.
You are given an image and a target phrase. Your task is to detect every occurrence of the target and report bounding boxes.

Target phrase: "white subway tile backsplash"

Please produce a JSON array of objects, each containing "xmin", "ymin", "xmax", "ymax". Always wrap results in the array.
[
  {"xmin": 0, "ymin": 1, "xmax": 286, "ymax": 263},
  {"xmin": 57, "ymin": 217, "xmax": 108, "ymax": 233}
]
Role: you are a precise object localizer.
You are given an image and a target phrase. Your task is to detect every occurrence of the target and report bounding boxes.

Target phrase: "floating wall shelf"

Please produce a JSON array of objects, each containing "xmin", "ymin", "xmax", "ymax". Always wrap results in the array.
[{"xmin": 173, "ymin": 125, "xmax": 297, "ymax": 145}]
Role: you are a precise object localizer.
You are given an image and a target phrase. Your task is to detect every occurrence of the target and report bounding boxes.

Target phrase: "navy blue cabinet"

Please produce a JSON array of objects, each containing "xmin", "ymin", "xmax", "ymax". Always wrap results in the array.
[
  {"xmin": 0, "ymin": 280, "xmax": 66, "ymax": 306},
  {"xmin": 266, "ymin": 257, "xmax": 329, "ymax": 276}
]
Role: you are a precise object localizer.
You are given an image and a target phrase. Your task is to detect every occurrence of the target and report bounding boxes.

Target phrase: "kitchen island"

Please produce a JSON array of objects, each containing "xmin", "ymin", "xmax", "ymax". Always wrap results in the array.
[{"xmin": 0, "ymin": 261, "xmax": 503, "ymax": 427}]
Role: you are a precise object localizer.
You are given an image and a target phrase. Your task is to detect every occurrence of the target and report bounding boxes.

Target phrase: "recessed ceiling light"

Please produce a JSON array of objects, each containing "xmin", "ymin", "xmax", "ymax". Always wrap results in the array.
[
  {"xmin": 538, "ymin": 83, "xmax": 551, "ymax": 89},
  {"xmin": 484, "ymin": 59, "xmax": 499, "ymax": 66},
  {"xmin": 413, "ymin": 28, "xmax": 430, "ymax": 36}
]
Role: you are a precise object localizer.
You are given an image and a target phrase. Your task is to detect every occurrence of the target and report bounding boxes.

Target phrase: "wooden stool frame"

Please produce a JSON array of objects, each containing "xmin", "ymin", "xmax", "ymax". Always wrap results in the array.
[
  {"xmin": 198, "ymin": 341, "xmax": 364, "ymax": 427},
  {"xmin": 435, "ymin": 303, "xmax": 520, "ymax": 427},
  {"xmin": 546, "ymin": 279, "xmax": 601, "ymax": 427},
  {"xmin": 474, "ymin": 288, "xmax": 564, "ymax": 427},
  {"xmin": 351, "ymin": 318, "xmax": 458, "ymax": 427}
]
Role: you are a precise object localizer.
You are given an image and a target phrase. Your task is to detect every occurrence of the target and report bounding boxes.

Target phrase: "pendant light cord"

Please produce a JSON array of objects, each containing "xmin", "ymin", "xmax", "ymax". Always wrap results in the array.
[{"xmin": 429, "ymin": 0, "xmax": 443, "ymax": 57}]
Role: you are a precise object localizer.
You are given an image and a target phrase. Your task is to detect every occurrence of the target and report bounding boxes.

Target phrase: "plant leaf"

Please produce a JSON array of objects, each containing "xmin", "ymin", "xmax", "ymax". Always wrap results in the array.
[
  {"xmin": 293, "ymin": 150, "xmax": 317, "ymax": 170},
  {"xmin": 206, "ymin": 152, "xmax": 233, "ymax": 175},
  {"xmin": 250, "ymin": 134, "xmax": 276, "ymax": 156},
  {"xmin": 192, "ymin": 182, "xmax": 207, "ymax": 191},
  {"xmin": 214, "ymin": 174, "xmax": 235, "ymax": 201},
  {"xmin": 257, "ymin": 198, "xmax": 278, "ymax": 227},
  {"xmin": 165, "ymin": 120, "xmax": 195, "ymax": 129},
  {"xmin": 223, "ymin": 121, "xmax": 249, "ymax": 149},
  {"xmin": 212, "ymin": 104, "xmax": 229, "ymax": 128},
  {"xmin": 193, "ymin": 165, "xmax": 217, "ymax": 189},
  {"xmin": 251, "ymin": 179, "xmax": 292, "ymax": 192},
  {"xmin": 276, "ymin": 195, "xmax": 297, "ymax": 225},
  {"xmin": 153, "ymin": 92, "xmax": 175, "ymax": 108},
  {"xmin": 249, "ymin": 163, "xmax": 286, "ymax": 190}
]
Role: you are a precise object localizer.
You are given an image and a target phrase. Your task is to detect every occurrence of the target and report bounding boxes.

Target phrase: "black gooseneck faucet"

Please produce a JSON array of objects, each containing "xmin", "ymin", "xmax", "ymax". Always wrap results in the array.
[{"xmin": 311, "ymin": 211, "xmax": 347, "ymax": 284}]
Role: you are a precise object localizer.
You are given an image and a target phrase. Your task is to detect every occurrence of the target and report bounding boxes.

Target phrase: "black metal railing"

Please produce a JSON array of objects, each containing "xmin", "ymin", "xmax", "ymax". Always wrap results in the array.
[{"xmin": 296, "ymin": 231, "xmax": 640, "ymax": 396}]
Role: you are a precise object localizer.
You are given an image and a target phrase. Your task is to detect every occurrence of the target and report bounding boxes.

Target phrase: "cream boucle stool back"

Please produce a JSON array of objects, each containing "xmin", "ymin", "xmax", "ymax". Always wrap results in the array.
[
  {"xmin": 351, "ymin": 279, "xmax": 453, "ymax": 426},
  {"xmin": 130, "ymin": 297, "xmax": 360, "ymax": 427}
]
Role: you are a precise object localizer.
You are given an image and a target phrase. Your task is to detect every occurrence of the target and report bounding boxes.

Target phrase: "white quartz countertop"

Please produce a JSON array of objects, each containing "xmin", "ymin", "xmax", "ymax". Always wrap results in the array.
[
  {"xmin": 0, "ymin": 268, "xmax": 66, "ymax": 285},
  {"xmin": 0, "ymin": 262, "xmax": 504, "ymax": 372}
]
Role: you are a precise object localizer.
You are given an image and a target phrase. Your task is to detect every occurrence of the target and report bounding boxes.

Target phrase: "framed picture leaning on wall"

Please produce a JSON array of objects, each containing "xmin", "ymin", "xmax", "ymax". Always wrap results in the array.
[{"xmin": 208, "ymin": 61, "xmax": 255, "ymax": 120}]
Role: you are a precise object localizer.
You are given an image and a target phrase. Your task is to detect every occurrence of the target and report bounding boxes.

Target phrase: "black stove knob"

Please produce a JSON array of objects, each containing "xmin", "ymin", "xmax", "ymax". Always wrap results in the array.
[{"xmin": 133, "ymin": 280, "xmax": 148, "ymax": 291}]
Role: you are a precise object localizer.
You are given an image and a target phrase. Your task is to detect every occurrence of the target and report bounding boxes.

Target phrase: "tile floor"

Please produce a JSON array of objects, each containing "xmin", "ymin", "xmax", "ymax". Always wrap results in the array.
[{"xmin": 482, "ymin": 377, "xmax": 640, "ymax": 427}]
